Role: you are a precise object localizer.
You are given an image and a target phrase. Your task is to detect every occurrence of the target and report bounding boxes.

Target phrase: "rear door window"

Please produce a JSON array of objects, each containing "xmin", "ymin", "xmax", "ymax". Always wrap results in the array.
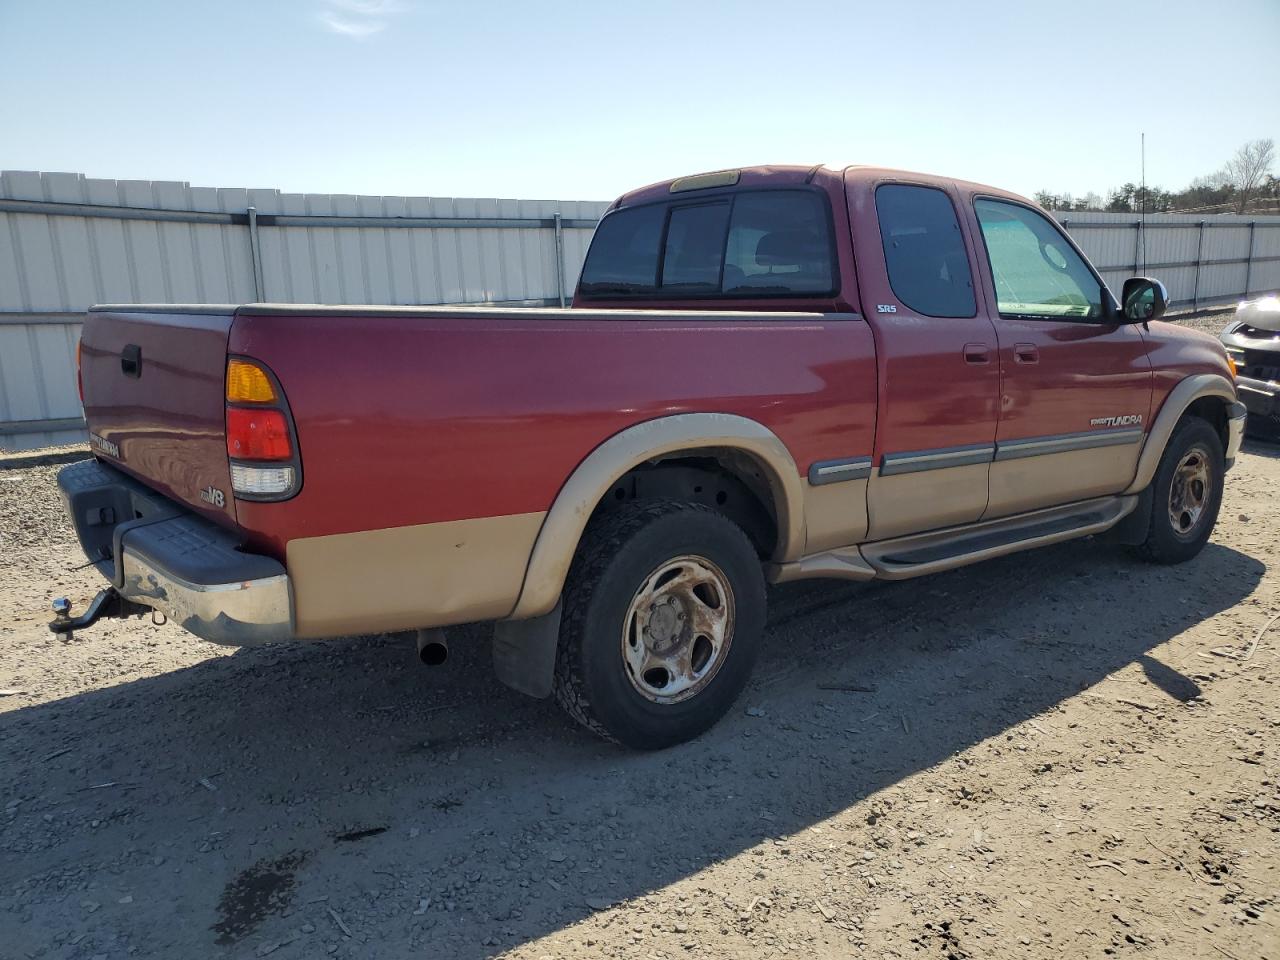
[
  {"xmin": 578, "ymin": 189, "xmax": 835, "ymax": 299},
  {"xmin": 875, "ymin": 184, "xmax": 976, "ymax": 318}
]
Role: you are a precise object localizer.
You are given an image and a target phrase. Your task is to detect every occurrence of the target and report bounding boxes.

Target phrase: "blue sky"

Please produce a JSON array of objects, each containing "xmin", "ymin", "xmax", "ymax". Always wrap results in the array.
[{"xmin": 2, "ymin": 0, "xmax": 1276, "ymax": 203}]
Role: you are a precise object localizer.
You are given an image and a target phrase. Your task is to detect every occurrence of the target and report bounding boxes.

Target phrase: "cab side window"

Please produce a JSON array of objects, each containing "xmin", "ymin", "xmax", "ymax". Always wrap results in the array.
[
  {"xmin": 974, "ymin": 199, "xmax": 1103, "ymax": 320},
  {"xmin": 875, "ymin": 184, "xmax": 975, "ymax": 318}
]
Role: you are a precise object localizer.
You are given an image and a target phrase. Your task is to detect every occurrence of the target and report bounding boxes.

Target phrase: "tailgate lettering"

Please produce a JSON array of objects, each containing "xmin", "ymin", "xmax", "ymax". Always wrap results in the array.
[{"xmin": 89, "ymin": 433, "xmax": 120, "ymax": 459}]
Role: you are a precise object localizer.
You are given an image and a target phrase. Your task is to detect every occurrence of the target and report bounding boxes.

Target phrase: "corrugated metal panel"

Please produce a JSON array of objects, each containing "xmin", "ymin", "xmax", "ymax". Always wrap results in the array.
[
  {"xmin": 0, "ymin": 170, "xmax": 607, "ymax": 449},
  {"xmin": 1056, "ymin": 211, "xmax": 1280, "ymax": 310}
]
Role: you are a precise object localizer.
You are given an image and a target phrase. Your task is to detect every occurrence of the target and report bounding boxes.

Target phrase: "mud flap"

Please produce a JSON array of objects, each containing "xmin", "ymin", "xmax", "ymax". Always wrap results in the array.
[
  {"xmin": 492, "ymin": 599, "xmax": 562, "ymax": 699},
  {"xmin": 1107, "ymin": 483, "xmax": 1154, "ymax": 546}
]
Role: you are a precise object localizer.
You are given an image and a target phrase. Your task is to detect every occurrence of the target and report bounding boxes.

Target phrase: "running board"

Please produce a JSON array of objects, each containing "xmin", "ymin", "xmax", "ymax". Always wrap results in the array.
[{"xmin": 861, "ymin": 495, "xmax": 1138, "ymax": 580}]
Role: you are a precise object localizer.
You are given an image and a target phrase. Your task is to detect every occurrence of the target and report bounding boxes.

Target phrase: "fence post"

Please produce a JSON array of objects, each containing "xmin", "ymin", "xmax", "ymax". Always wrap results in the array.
[
  {"xmin": 1243, "ymin": 220, "xmax": 1257, "ymax": 299},
  {"xmin": 1191, "ymin": 221, "xmax": 1206, "ymax": 311},
  {"xmin": 247, "ymin": 206, "xmax": 265, "ymax": 302},
  {"xmin": 553, "ymin": 213, "xmax": 566, "ymax": 308}
]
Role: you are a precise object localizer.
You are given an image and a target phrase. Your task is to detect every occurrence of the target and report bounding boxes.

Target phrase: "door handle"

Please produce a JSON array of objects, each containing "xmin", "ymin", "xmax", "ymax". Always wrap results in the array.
[
  {"xmin": 1014, "ymin": 343, "xmax": 1040, "ymax": 364},
  {"xmin": 962, "ymin": 343, "xmax": 991, "ymax": 364},
  {"xmin": 120, "ymin": 344, "xmax": 142, "ymax": 378}
]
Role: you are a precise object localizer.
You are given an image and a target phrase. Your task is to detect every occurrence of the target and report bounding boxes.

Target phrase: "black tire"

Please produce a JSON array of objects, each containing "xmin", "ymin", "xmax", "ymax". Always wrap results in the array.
[
  {"xmin": 553, "ymin": 500, "xmax": 766, "ymax": 749},
  {"xmin": 1129, "ymin": 416, "xmax": 1224, "ymax": 564}
]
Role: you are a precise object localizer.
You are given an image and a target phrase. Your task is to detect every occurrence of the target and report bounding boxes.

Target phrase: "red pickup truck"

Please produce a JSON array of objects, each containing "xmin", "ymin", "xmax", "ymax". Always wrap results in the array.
[{"xmin": 55, "ymin": 165, "xmax": 1245, "ymax": 748}]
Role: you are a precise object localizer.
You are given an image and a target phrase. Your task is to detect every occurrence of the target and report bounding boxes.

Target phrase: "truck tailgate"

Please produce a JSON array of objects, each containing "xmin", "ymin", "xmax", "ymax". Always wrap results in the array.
[{"xmin": 80, "ymin": 306, "xmax": 237, "ymax": 527}]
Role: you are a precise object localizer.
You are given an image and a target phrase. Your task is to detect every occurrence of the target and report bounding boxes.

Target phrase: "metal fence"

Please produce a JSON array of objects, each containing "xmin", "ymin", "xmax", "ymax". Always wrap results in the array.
[
  {"xmin": 3, "ymin": 169, "xmax": 1279, "ymax": 450},
  {"xmin": 0, "ymin": 170, "xmax": 609, "ymax": 449},
  {"xmin": 1051, "ymin": 211, "xmax": 1280, "ymax": 314}
]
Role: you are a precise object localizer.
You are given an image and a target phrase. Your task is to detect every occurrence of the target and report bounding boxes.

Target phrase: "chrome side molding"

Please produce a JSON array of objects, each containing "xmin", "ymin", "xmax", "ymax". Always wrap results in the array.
[
  {"xmin": 807, "ymin": 456, "xmax": 873, "ymax": 485},
  {"xmin": 880, "ymin": 443, "xmax": 995, "ymax": 477},
  {"xmin": 994, "ymin": 427, "xmax": 1143, "ymax": 462},
  {"xmin": 877, "ymin": 427, "xmax": 1148, "ymax": 478}
]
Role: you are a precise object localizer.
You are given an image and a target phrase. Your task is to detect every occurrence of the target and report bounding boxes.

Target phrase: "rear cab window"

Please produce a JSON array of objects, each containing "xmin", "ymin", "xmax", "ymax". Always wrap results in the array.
[{"xmin": 577, "ymin": 189, "xmax": 837, "ymax": 300}]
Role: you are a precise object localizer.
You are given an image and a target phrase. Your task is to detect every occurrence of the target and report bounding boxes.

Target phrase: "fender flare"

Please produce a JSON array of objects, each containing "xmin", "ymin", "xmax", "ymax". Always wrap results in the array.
[
  {"xmin": 508, "ymin": 413, "xmax": 805, "ymax": 620},
  {"xmin": 1124, "ymin": 373, "xmax": 1236, "ymax": 495}
]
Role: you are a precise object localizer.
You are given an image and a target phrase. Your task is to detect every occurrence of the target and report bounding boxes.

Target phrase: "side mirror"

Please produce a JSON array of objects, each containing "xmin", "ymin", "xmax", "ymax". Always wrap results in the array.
[{"xmin": 1122, "ymin": 277, "xmax": 1168, "ymax": 323}]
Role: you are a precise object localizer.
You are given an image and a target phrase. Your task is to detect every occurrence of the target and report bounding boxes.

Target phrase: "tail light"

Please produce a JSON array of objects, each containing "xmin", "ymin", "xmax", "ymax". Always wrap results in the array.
[
  {"xmin": 225, "ymin": 357, "xmax": 301, "ymax": 500},
  {"xmin": 76, "ymin": 337, "xmax": 84, "ymax": 404},
  {"xmin": 226, "ymin": 407, "xmax": 292, "ymax": 460}
]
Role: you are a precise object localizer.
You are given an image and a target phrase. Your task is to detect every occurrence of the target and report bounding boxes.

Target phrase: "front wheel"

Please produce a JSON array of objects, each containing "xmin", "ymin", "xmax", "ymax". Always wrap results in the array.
[
  {"xmin": 554, "ymin": 500, "xmax": 766, "ymax": 749},
  {"xmin": 1130, "ymin": 416, "xmax": 1225, "ymax": 564}
]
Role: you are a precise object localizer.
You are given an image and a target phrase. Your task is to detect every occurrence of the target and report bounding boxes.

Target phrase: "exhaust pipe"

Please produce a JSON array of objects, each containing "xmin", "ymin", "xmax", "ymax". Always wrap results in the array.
[{"xmin": 416, "ymin": 628, "xmax": 449, "ymax": 666}]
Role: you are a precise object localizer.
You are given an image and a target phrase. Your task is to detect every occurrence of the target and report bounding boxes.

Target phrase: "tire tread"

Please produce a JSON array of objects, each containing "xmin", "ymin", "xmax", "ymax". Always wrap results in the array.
[
  {"xmin": 553, "ymin": 500, "xmax": 755, "ymax": 744},
  {"xmin": 1129, "ymin": 415, "xmax": 1224, "ymax": 565}
]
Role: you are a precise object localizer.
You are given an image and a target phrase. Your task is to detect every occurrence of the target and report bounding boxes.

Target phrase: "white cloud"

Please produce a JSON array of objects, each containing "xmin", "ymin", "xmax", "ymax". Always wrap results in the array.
[{"xmin": 317, "ymin": 0, "xmax": 407, "ymax": 39}]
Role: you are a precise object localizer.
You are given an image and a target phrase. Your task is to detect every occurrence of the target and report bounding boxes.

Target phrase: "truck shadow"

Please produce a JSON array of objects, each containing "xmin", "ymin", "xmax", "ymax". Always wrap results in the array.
[
  {"xmin": 0, "ymin": 538, "xmax": 1265, "ymax": 959},
  {"xmin": 1242, "ymin": 437, "xmax": 1280, "ymax": 459}
]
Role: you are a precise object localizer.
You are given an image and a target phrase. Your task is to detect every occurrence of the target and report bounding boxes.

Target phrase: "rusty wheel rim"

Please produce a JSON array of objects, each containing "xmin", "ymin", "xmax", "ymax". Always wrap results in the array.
[
  {"xmin": 621, "ymin": 555, "xmax": 735, "ymax": 704},
  {"xmin": 1168, "ymin": 447, "xmax": 1212, "ymax": 536}
]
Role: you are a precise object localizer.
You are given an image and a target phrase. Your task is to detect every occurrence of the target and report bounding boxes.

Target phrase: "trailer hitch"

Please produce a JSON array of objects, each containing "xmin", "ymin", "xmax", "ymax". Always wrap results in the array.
[{"xmin": 48, "ymin": 588, "xmax": 150, "ymax": 642}]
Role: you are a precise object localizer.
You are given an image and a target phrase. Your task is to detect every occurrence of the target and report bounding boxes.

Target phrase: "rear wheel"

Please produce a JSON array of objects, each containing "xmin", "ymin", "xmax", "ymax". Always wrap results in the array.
[
  {"xmin": 554, "ymin": 500, "xmax": 766, "ymax": 749},
  {"xmin": 1130, "ymin": 416, "xmax": 1224, "ymax": 564}
]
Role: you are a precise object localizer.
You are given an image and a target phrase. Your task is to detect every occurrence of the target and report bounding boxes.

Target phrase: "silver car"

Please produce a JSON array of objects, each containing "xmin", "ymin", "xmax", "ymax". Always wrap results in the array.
[{"xmin": 1222, "ymin": 294, "xmax": 1280, "ymax": 439}]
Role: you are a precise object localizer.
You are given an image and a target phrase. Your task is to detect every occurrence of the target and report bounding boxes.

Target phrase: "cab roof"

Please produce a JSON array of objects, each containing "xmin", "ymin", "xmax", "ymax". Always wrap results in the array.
[{"xmin": 612, "ymin": 164, "xmax": 1032, "ymax": 210}]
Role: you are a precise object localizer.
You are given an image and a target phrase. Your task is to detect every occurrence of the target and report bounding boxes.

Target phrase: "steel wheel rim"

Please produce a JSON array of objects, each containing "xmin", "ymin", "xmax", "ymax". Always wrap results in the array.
[
  {"xmin": 1169, "ymin": 447, "xmax": 1212, "ymax": 536},
  {"xmin": 621, "ymin": 554, "xmax": 735, "ymax": 704}
]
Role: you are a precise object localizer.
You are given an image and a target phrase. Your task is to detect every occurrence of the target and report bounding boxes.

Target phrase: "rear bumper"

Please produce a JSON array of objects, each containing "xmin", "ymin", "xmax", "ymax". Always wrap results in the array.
[{"xmin": 57, "ymin": 459, "xmax": 293, "ymax": 645}]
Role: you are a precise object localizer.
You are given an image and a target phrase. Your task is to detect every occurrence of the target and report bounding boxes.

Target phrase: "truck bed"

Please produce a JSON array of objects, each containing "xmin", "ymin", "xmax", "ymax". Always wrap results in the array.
[{"xmin": 80, "ymin": 302, "xmax": 878, "ymax": 635}]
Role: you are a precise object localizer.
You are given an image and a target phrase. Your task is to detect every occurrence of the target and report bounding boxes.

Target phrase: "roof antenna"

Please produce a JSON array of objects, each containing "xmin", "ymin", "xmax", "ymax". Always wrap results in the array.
[{"xmin": 1140, "ymin": 132, "xmax": 1147, "ymax": 275}]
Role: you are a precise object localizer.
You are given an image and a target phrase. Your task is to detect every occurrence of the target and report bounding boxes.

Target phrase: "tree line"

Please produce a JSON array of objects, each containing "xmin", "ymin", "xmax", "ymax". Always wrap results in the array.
[{"xmin": 1034, "ymin": 139, "xmax": 1276, "ymax": 215}]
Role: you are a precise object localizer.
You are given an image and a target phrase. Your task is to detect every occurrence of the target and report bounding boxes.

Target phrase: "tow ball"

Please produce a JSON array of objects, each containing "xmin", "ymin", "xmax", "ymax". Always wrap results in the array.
[{"xmin": 48, "ymin": 588, "xmax": 150, "ymax": 642}]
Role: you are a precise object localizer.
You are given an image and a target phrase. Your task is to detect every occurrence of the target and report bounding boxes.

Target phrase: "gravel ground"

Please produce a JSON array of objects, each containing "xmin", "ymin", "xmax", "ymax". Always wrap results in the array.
[
  {"xmin": 2, "ymin": 315, "xmax": 1277, "ymax": 960},
  {"xmin": 1172, "ymin": 309, "xmax": 1236, "ymax": 339}
]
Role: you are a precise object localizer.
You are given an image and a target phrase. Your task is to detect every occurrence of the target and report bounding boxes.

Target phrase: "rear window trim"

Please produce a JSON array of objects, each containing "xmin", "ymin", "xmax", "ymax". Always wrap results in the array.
[{"xmin": 578, "ymin": 185, "xmax": 841, "ymax": 302}]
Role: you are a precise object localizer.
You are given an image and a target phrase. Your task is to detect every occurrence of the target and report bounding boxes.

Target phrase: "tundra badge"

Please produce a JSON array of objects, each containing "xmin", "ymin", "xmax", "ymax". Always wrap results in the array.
[
  {"xmin": 1090, "ymin": 414, "xmax": 1143, "ymax": 427},
  {"xmin": 200, "ymin": 485, "xmax": 226, "ymax": 508}
]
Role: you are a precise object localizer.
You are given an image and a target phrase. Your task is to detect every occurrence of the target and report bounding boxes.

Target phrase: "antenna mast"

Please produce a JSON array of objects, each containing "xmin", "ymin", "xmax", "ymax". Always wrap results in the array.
[{"xmin": 1140, "ymin": 132, "xmax": 1147, "ymax": 275}]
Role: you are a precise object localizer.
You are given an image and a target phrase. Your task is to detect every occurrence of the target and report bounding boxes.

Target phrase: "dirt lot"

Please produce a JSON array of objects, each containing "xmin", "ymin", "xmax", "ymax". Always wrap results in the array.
[{"xmin": 2, "ymin": 356, "xmax": 1278, "ymax": 958}]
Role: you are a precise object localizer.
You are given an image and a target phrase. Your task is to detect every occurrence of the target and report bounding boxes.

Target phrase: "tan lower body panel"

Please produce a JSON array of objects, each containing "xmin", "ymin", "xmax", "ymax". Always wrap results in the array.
[
  {"xmin": 802, "ymin": 478, "xmax": 869, "ymax": 554},
  {"xmin": 865, "ymin": 462, "xmax": 989, "ymax": 541},
  {"xmin": 768, "ymin": 546, "xmax": 876, "ymax": 583},
  {"xmin": 985, "ymin": 446, "xmax": 1138, "ymax": 520},
  {"xmin": 287, "ymin": 511, "xmax": 546, "ymax": 638}
]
